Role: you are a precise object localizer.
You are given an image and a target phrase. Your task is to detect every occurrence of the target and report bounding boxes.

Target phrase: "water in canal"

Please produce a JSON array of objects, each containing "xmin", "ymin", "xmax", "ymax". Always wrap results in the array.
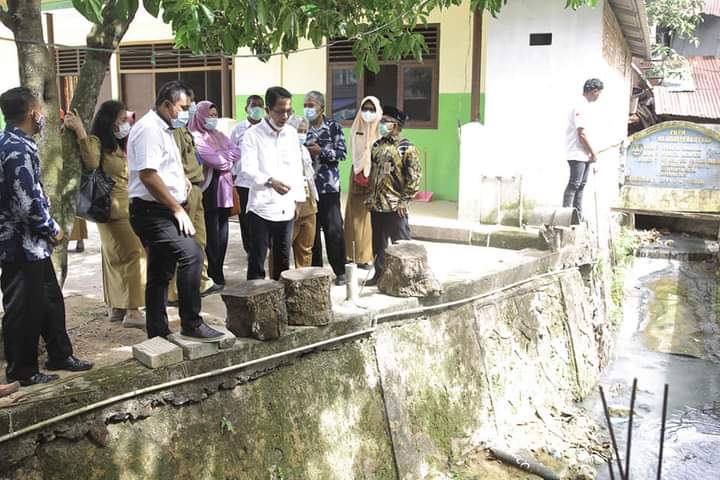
[{"xmin": 586, "ymin": 234, "xmax": 720, "ymax": 479}]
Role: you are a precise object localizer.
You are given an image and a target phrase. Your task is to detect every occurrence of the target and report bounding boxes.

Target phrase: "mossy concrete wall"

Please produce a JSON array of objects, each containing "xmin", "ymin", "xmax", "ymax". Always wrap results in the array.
[{"xmin": 0, "ymin": 248, "xmax": 610, "ymax": 479}]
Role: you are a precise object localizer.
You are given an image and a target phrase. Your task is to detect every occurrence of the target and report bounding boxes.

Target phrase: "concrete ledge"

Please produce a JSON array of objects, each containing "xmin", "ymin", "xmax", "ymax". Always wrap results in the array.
[
  {"xmin": 411, "ymin": 221, "xmax": 546, "ymax": 251},
  {"xmin": 0, "ymin": 243, "xmax": 594, "ymax": 439}
]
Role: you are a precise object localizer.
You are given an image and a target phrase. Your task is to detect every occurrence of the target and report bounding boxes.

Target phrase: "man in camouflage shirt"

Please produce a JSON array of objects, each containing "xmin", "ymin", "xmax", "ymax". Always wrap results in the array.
[{"xmin": 365, "ymin": 106, "xmax": 421, "ymax": 286}]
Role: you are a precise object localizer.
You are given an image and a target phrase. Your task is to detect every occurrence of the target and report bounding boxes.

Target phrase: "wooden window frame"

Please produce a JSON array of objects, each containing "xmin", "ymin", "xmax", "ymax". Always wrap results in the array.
[
  {"xmin": 326, "ymin": 24, "xmax": 440, "ymax": 129},
  {"xmin": 116, "ymin": 41, "xmax": 234, "ymax": 118}
]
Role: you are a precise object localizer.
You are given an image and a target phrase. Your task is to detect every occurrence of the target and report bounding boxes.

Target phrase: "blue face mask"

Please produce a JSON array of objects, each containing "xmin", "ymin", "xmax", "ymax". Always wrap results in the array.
[
  {"xmin": 205, "ymin": 117, "xmax": 218, "ymax": 130},
  {"xmin": 172, "ymin": 110, "xmax": 190, "ymax": 129},
  {"xmin": 378, "ymin": 122, "xmax": 390, "ymax": 137},
  {"xmin": 247, "ymin": 106, "xmax": 265, "ymax": 121},
  {"xmin": 188, "ymin": 102, "xmax": 198, "ymax": 120},
  {"xmin": 304, "ymin": 107, "xmax": 319, "ymax": 121},
  {"xmin": 298, "ymin": 133, "xmax": 307, "ymax": 145}
]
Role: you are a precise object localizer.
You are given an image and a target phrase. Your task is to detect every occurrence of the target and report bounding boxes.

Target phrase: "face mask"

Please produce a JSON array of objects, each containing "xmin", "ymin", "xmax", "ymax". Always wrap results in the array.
[
  {"xmin": 172, "ymin": 110, "xmax": 190, "ymax": 129},
  {"xmin": 298, "ymin": 133, "xmax": 307, "ymax": 145},
  {"xmin": 188, "ymin": 102, "xmax": 198, "ymax": 120},
  {"xmin": 114, "ymin": 122, "xmax": 131, "ymax": 139},
  {"xmin": 34, "ymin": 112, "xmax": 46, "ymax": 135},
  {"xmin": 304, "ymin": 107, "xmax": 319, "ymax": 121},
  {"xmin": 247, "ymin": 106, "xmax": 264, "ymax": 121},
  {"xmin": 361, "ymin": 111, "xmax": 377, "ymax": 123},
  {"xmin": 267, "ymin": 116, "xmax": 283, "ymax": 131},
  {"xmin": 378, "ymin": 122, "xmax": 390, "ymax": 137},
  {"xmin": 205, "ymin": 117, "xmax": 218, "ymax": 130}
]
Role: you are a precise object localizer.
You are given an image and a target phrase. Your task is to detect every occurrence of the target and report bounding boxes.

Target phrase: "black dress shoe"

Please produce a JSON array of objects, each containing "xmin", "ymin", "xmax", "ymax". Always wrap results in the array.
[
  {"xmin": 45, "ymin": 355, "xmax": 94, "ymax": 372},
  {"xmin": 14, "ymin": 373, "xmax": 60, "ymax": 386},
  {"xmin": 364, "ymin": 276, "xmax": 379, "ymax": 287},
  {"xmin": 181, "ymin": 323, "xmax": 223, "ymax": 340},
  {"xmin": 335, "ymin": 274, "xmax": 347, "ymax": 286},
  {"xmin": 201, "ymin": 283, "xmax": 225, "ymax": 297},
  {"xmin": 357, "ymin": 263, "xmax": 372, "ymax": 270}
]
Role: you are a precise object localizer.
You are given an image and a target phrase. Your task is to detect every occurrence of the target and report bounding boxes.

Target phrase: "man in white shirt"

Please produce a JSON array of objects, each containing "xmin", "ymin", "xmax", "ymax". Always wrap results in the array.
[
  {"xmin": 563, "ymin": 78, "xmax": 603, "ymax": 219},
  {"xmin": 230, "ymin": 94, "xmax": 265, "ymax": 254},
  {"xmin": 241, "ymin": 87, "xmax": 305, "ymax": 280},
  {"xmin": 128, "ymin": 80, "xmax": 222, "ymax": 340}
]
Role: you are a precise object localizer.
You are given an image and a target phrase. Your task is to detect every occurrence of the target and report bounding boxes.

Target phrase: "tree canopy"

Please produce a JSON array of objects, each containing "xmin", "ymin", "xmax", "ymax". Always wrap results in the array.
[{"xmin": 73, "ymin": 0, "xmax": 597, "ymax": 72}]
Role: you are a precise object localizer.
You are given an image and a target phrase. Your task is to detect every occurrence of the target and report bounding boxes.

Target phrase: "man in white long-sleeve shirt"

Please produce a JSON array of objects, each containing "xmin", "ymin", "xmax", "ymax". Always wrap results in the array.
[{"xmin": 241, "ymin": 86, "xmax": 304, "ymax": 280}]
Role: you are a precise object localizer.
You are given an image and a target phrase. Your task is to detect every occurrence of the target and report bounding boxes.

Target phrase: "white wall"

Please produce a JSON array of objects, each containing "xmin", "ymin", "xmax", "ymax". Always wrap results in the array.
[
  {"xmin": 0, "ymin": 24, "xmax": 21, "ymax": 101},
  {"xmin": 459, "ymin": 0, "xmax": 631, "ymax": 226}
]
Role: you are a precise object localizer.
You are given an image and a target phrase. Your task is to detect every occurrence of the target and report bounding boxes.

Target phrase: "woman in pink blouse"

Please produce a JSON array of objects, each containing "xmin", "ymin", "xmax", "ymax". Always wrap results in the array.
[{"xmin": 188, "ymin": 101, "xmax": 240, "ymax": 286}]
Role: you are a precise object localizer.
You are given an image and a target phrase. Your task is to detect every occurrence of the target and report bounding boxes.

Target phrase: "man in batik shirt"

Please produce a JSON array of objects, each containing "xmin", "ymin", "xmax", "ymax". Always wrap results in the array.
[
  {"xmin": 0, "ymin": 87, "xmax": 92, "ymax": 387},
  {"xmin": 365, "ymin": 106, "xmax": 421, "ymax": 286},
  {"xmin": 303, "ymin": 90, "xmax": 348, "ymax": 285}
]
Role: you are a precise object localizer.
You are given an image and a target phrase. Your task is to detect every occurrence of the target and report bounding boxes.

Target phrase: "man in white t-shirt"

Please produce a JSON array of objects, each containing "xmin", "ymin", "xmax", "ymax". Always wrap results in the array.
[
  {"xmin": 128, "ymin": 80, "xmax": 222, "ymax": 340},
  {"xmin": 230, "ymin": 94, "xmax": 265, "ymax": 254},
  {"xmin": 563, "ymin": 78, "xmax": 603, "ymax": 219},
  {"xmin": 241, "ymin": 86, "xmax": 305, "ymax": 280}
]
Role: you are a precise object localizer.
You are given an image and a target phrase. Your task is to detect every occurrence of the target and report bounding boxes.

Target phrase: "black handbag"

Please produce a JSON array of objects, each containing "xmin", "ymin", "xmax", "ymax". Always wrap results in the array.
[{"xmin": 75, "ymin": 143, "xmax": 115, "ymax": 223}]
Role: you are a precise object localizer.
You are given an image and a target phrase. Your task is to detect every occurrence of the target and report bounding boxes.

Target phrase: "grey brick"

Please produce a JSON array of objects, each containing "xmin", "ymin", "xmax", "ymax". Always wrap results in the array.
[
  {"xmin": 167, "ymin": 333, "xmax": 220, "ymax": 360},
  {"xmin": 133, "ymin": 337, "xmax": 184, "ymax": 369}
]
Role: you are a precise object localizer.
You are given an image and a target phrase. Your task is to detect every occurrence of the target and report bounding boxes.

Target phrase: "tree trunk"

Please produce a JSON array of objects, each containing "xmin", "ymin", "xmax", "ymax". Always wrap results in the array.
[
  {"xmin": 2, "ymin": 0, "xmax": 136, "ymax": 285},
  {"xmin": 58, "ymin": 3, "xmax": 137, "ymax": 284},
  {"xmin": 2, "ymin": 0, "xmax": 66, "ymax": 279}
]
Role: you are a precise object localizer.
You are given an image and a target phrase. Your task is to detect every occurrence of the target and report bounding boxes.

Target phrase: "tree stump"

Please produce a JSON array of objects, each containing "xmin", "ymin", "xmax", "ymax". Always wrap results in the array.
[
  {"xmin": 281, "ymin": 267, "xmax": 334, "ymax": 326},
  {"xmin": 377, "ymin": 241, "xmax": 442, "ymax": 297},
  {"xmin": 221, "ymin": 280, "xmax": 287, "ymax": 341}
]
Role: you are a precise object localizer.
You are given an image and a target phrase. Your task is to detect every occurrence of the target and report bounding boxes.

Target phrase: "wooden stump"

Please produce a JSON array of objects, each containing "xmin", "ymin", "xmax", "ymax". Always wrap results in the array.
[
  {"xmin": 281, "ymin": 267, "xmax": 334, "ymax": 326},
  {"xmin": 221, "ymin": 280, "xmax": 287, "ymax": 341},
  {"xmin": 377, "ymin": 241, "xmax": 442, "ymax": 297}
]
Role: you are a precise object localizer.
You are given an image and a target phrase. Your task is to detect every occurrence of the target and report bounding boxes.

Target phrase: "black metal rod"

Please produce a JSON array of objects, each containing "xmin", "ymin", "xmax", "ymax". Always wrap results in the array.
[
  {"xmin": 626, "ymin": 378, "xmax": 638, "ymax": 480},
  {"xmin": 608, "ymin": 458, "xmax": 616, "ymax": 480},
  {"xmin": 600, "ymin": 385, "xmax": 626, "ymax": 479},
  {"xmin": 657, "ymin": 384, "xmax": 669, "ymax": 480}
]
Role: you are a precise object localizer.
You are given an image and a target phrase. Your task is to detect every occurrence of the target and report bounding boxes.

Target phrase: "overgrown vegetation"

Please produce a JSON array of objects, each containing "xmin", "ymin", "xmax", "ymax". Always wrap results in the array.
[{"xmin": 647, "ymin": 0, "xmax": 705, "ymax": 79}]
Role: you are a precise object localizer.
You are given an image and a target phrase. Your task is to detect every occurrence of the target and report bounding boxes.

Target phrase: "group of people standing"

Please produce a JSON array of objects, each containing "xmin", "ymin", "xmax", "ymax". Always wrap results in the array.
[{"xmin": 0, "ymin": 79, "xmax": 421, "ymax": 393}]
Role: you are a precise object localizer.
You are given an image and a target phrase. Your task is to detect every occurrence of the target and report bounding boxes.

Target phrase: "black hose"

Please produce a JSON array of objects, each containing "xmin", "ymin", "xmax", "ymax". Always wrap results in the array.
[{"xmin": 489, "ymin": 446, "xmax": 560, "ymax": 480}]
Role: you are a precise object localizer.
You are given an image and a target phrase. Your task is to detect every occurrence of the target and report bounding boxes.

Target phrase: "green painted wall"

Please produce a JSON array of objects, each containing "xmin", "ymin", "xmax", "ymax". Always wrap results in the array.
[{"xmin": 235, "ymin": 92, "xmax": 473, "ymax": 202}]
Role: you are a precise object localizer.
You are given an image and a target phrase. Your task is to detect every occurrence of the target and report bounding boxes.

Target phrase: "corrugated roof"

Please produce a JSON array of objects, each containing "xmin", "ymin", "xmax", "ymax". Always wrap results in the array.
[
  {"xmin": 654, "ymin": 57, "xmax": 720, "ymax": 120},
  {"xmin": 705, "ymin": 0, "xmax": 720, "ymax": 17}
]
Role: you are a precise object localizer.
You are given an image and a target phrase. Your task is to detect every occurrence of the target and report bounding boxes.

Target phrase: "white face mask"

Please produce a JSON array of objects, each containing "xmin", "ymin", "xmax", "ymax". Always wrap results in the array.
[
  {"xmin": 114, "ymin": 122, "xmax": 131, "ymax": 139},
  {"xmin": 361, "ymin": 111, "xmax": 377, "ymax": 123},
  {"xmin": 205, "ymin": 117, "xmax": 218, "ymax": 130},
  {"xmin": 298, "ymin": 133, "xmax": 307, "ymax": 145}
]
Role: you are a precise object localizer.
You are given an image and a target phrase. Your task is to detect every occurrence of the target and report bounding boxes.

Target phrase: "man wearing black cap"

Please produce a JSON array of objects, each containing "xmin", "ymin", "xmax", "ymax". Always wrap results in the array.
[{"xmin": 365, "ymin": 106, "xmax": 421, "ymax": 286}]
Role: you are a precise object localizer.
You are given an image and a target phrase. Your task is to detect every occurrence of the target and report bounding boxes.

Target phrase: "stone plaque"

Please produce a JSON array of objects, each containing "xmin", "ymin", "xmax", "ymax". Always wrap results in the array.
[{"xmin": 621, "ymin": 121, "xmax": 720, "ymax": 212}]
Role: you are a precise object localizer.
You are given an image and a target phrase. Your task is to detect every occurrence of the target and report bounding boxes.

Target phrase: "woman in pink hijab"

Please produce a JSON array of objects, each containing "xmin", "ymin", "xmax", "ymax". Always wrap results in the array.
[{"xmin": 188, "ymin": 101, "xmax": 240, "ymax": 287}]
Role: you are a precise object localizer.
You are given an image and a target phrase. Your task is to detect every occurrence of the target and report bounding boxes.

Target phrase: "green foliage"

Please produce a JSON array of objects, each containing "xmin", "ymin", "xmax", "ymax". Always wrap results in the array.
[
  {"xmin": 647, "ymin": 0, "xmax": 705, "ymax": 79},
  {"xmin": 141, "ymin": 0, "xmax": 598, "ymax": 72}
]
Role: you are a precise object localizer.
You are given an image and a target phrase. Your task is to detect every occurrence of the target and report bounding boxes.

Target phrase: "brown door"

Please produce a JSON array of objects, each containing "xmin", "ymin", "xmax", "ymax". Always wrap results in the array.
[{"xmin": 121, "ymin": 73, "xmax": 155, "ymax": 116}]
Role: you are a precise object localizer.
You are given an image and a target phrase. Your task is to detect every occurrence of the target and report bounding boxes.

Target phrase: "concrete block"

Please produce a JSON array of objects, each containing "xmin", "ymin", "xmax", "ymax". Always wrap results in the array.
[
  {"xmin": 168, "ymin": 333, "xmax": 219, "ymax": 360},
  {"xmin": 133, "ymin": 337, "xmax": 184, "ymax": 369},
  {"xmin": 210, "ymin": 325, "xmax": 237, "ymax": 349}
]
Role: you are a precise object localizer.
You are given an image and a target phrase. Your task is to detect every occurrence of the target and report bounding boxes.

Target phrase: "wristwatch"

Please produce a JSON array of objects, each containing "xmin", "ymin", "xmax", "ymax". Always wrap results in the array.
[{"xmin": 265, "ymin": 177, "xmax": 273, "ymax": 188}]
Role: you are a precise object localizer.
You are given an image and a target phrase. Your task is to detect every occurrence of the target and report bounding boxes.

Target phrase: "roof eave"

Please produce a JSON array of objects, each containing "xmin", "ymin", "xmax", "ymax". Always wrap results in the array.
[{"xmin": 608, "ymin": 0, "xmax": 653, "ymax": 60}]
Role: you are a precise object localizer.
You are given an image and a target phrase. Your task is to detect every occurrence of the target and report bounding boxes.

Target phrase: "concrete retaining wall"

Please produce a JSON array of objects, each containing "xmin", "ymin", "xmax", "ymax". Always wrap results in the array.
[{"xmin": 0, "ymin": 248, "xmax": 611, "ymax": 479}]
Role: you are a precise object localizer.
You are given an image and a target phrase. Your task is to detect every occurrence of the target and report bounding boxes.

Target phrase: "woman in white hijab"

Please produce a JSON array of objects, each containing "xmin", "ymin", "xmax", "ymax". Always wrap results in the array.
[{"xmin": 344, "ymin": 96, "xmax": 382, "ymax": 268}]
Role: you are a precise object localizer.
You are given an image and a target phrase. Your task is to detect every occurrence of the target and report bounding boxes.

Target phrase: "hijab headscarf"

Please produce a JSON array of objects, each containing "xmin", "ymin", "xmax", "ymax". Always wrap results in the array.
[{"xmin": 350, "ymin": 96, "xmax": 382, "ymax": 177}]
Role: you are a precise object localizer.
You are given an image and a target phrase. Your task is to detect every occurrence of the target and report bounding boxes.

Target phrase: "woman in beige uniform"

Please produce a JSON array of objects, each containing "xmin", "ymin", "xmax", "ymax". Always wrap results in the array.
[
  {"xmin": 344, "ymin": 96, "xmax": 382, "ymax": 268},
  {"xmin": 64, "ymin": 102, "xmax": 146, "ymax": 328}
]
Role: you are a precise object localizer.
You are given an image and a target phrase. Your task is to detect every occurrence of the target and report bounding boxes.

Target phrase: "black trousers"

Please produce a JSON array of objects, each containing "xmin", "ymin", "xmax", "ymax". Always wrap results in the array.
[
  {"xmin": 236, "ymin": 186, "xmax": 251, "ymax": 254},
  {"xmin": 1, "ymin": 258, "xmax": 73, "ymax": 381},
  {"xmin": 562, "ymin": 160, "xmax": 591, "ymax": 218},
  {"xmin": 247, "ymin": 211, "xmax": 292, "ymax": 281},
  {"xmin": 371, "ymin": 211, "xmax": 411, "ymax": 279},
  {"xmin": 130, "ymin": 199, "xmax": 204, "ymax": 338},
  {"xmin": 204, "ymin": 206, "xmax": 230, "ymax": 286},
  {"xmin": 311, "ymin": 192, "xmax": 347, "ymax": 276}
]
